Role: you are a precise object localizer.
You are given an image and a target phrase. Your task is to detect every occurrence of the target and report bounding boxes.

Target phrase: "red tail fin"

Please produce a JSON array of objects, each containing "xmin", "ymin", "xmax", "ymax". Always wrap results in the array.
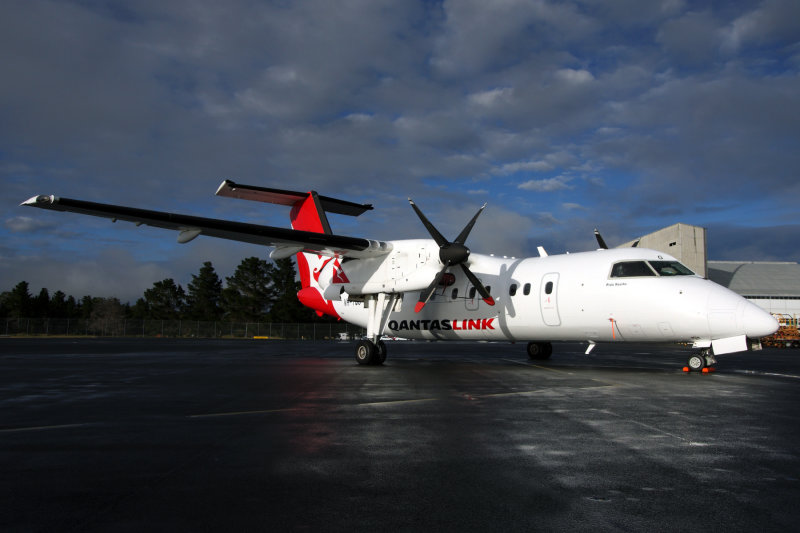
[{"xmin": 215, "ymin": 181, "xmax": 372, "ymax": 317}]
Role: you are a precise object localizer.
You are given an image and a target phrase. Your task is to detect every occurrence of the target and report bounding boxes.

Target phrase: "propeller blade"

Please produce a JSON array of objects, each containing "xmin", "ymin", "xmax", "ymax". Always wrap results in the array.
[
  {"xmin": 408, "ymin": 199, "xmax": 448, "ymax": 247},
  {"xmin": 459, "ymin": 264, "xmax": 495, "ymax": 306},
  {"xmin": 454, "ymin": 203, "xmax": 486, "ymax": 244},
  {"xmin": 415, "ymin": 266, "xmax": 448, "ymax": 313},
  {"xmin": 594, "ymin": 228, "xmax": 609, "ymax": 250}
]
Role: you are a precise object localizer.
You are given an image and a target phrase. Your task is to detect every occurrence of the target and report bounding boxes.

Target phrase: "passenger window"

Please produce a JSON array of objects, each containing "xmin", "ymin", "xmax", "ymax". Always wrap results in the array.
[
  {"xmin": 523, "ymin": 283, "xmax": 531, "ymax": 295},
  {"xmin": 648, "ymin": 261, "xmax": 694, "ymax": 276},
  {"xmin": 469, "ymin": 287, "xmax": 476, "ymax": 299},
  {"xmin": 545, "ymin": 281, "xmax": 553, "ymax": 294},
  {"xmin": 451, "ymin": 288, "xmax": 458, "ymax": 299},
  {"xmin": 509, "ymin": 284, "xmax": 517, "ymax": 296},
  {"xmin": 610, "ymin": 261, "xmax": 656, "ymax": 278}
]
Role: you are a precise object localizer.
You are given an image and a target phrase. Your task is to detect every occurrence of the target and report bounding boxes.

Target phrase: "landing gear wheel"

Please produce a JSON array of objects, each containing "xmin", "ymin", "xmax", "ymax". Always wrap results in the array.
[
  {"xmin": 687, "ymin": 353, "xmax": 706, "ymax": 372},
  {"xmin": 374, "ymin": 340, "xmax": 387, "ymax": 366},
  {"xmin": 527, "ymin": 342, "xmax": 553, "ymax": 360},
  {"xmin": 355, "ymin": 340, "xmax": 376, "ymax": 365}
]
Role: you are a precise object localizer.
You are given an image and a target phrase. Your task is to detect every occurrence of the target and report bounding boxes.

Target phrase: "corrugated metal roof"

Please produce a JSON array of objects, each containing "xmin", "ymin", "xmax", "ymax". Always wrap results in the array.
[{"xmin": 707, "ymin": 261, "xmax": 800, "ymax": 297}]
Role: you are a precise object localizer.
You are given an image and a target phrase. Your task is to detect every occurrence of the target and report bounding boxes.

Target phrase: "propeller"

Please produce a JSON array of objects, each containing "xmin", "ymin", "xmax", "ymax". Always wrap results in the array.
[
  {"xmin": 595, "ymin": 228, "xmax": 640, "ymax": 249},
  {"xmin": 408, "ymin": 199, "xmax": 495, "ymax": 313},
  {"xmin": 594, "ymin": 228, "xmax": 609, "ymax": 249}
]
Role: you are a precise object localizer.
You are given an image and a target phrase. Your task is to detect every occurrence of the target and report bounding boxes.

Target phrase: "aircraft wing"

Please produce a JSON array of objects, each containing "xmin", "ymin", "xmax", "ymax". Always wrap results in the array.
[{"xmin": 20, "ymin": 195, "xmax": 392, "ymax": 259}]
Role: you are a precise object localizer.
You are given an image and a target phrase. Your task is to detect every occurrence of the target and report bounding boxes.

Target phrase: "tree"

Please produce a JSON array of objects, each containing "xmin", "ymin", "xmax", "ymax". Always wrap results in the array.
[
  {"xmin": 89, "ymin": 297, "xmax": 127, "ymax": 335},
  {"xmin": 33, "ymin": 288, "xmax": 50, "ymax": 318},
  {"xmin": 143, "ymin": 279, "xmax": 185, "ymax": 320},
  {"xmin": 80, "ymin": 295, "xmax": 94, "ymax": 320},
  {"xmin": 186, "ymin": 261, "xmax": 223, "ymax": 321},
  {"xmin": 65, "ymin": 295, "xmax": 78, "ymax": 318},
  {"xmin": 5, "ymin": 281, "xmax": 32, "ymax": 318},
  {"xmin": 50, "ymin": 291, "xmax": 68, "ymax": 318},
  {"xmin": 0, "ymin": 291, "xmax": 9, "ymax": 319},
  {"xmin": 129, "ymin": 298, "xmax": 150, "ymax": 319},
  {"xmin": 221, "ymin": 257, "xmax": 272, "ymax": 321},
  {"xmin": 266, "ymin": 257, "xmax": 311, "ymax": 322}
]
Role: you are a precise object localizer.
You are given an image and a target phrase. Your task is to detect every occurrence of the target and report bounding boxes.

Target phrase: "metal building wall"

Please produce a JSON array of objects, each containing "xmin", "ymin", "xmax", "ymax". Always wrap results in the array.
[{"xmin": 619, "ymin": 223, "xmax": 708, "ymax": 277}]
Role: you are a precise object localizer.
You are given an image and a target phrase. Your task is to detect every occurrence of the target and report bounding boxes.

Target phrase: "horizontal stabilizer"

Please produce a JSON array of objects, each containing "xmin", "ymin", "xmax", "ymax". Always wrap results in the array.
[{"xmin": 215, "ymin": 180, "xmax": 372, "ymax": 217}]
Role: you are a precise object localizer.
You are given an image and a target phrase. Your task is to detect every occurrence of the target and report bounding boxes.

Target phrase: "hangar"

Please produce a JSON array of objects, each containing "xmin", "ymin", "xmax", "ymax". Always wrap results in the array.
[{"xmin": 620, "ymin": 223, "xmax": 800, "ymax": 319}]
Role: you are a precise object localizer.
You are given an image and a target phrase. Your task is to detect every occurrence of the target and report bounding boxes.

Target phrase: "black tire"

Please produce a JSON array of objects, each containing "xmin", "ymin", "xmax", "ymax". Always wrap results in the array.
[
  {"xmin": 542, "ymin": 342, "xmax": 553, "ymax": 359},
  {"xmin": 374, "ymin": 340, "xmax": 387, "ymax": 365},
  {"xmin": 687, "ymin": 353, "xmax": 706, "ymax": 372},
  {"xmin": 355, "ymin": 340, "xmax": 375, "ymax": 365},
  {"xmin": 527, "ymin": 342, "xmax": 552, "ymax": 360}
]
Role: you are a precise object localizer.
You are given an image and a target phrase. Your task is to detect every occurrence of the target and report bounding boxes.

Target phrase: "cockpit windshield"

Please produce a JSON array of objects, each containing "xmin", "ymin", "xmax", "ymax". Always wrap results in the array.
[
  {"xmin": 610, "ymin": 261, "xmax": 656, "ymax": 278},
  {"xmin": 648, "ymin": 261, "xmax": 695, "ymax": 276},
  {"xmin": 610, "ymin": 260, "xmax": 695, "ymax": 278}
]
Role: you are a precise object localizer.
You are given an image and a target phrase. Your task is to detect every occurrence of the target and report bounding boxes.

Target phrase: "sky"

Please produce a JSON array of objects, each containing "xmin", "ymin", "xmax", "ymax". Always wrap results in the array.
[{"xmin": 2, "ymin": 0, "xmax": 799, "ymax": 303}]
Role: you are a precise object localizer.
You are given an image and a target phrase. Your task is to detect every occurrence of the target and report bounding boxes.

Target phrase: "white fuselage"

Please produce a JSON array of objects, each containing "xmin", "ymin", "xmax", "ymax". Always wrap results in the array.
[{"xmin": 319, "ymin": 243, "xmax": 776, "ymax": 348}]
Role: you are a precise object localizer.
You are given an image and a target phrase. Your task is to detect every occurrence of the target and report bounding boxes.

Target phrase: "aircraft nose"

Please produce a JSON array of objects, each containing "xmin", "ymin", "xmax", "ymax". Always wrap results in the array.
[{"xmin": 742, "ymin": 302, "xmax": 779, "ymax": 339}]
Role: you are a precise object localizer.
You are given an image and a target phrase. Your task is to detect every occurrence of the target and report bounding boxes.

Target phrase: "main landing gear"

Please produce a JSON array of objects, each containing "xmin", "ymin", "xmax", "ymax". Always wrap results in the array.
[
  {"xmin": 354, "ymin": 293, "xmax": 398, "ymax": 366},
  {"xmin": 686, "ymin": 348, "xmax": 716, "ymax": 372},
  {"xmin": 355, "ymin": 339, "xmax": 387, "ymax": 366},
  {"xmin": 527, "ymin": 341, "xmax": 553, "ymax": 360}
]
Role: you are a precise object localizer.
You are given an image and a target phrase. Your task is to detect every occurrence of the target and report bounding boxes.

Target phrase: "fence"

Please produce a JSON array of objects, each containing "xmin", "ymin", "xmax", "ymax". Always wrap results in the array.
[{"xmin": 2, "ymin": 318, "xmax": 366, "ymax": 340}]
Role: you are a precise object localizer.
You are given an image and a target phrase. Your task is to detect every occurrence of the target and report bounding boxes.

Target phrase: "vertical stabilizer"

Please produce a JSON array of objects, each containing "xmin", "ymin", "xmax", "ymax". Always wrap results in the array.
[{"xmin": 215, "ymin": 180, "xmax": 372, "ymax": 318}]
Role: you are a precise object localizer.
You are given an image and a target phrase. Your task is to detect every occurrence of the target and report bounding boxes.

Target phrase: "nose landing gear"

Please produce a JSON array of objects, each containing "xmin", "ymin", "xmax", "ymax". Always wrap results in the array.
[{"xmin": 685, "ymin": 349, "xmax": 716, "ymax": 373}]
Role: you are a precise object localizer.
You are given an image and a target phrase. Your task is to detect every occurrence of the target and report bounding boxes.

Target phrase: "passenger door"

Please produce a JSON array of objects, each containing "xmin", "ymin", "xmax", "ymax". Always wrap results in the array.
[{"xmin": 540, "ymin": 272, "xmax": 560, "ymax": 326}]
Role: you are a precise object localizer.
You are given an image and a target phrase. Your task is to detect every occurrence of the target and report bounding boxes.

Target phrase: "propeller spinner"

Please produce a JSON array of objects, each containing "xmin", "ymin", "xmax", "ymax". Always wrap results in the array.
[{"xmin": 408, "ymin": 199, "xmax": 495, "ymax": 313}]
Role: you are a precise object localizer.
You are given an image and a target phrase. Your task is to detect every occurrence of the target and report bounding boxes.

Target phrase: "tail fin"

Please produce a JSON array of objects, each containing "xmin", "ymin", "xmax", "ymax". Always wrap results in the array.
[{"xmin": 215, "ymin": 180, "xmax": 372, "ymax": 317}]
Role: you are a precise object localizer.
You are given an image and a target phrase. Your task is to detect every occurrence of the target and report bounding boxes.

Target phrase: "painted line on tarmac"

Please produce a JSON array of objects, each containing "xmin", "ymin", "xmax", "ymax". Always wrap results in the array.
[
  {"xmin": 189, "ymin": 408, "xmax": 301, "ymax": 419},
  {"xmin": 0, "ymin": 423, "xmax": 90, "ymax": 434},
  {"xmin": 501, "ymin": 358, "xmax": 571, "ymax": 373},
  {"xmin": 478, "ymin": 384, "xmax": 618, "ymax": 399},
  {"xmin": 191, "ymin": 398, "xmax": 439, "ymax": 416},
  {"xmin": 354, "ymin": 398, "xmax": 438, "ymax": 408},
  {"xmin": 732, "ymin": 370, "xmax": 800, "ymax": 380},
  {"xmin": 601, "ymin": 409, "xmax": 702, "ymax": 445}
]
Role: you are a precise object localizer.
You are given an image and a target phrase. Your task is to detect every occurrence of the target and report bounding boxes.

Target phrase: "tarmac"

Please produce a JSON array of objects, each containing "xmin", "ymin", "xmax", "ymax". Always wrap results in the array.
[{"xmin": 1, "ymin": 338, "xmax": 799, "ymax": 532}]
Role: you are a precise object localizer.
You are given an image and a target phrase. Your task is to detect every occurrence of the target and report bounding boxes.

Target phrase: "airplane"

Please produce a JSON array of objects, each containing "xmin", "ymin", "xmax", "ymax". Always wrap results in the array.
[{"xmin": 21, "ymin": 180, "xmax": 779, "ymax": 370}]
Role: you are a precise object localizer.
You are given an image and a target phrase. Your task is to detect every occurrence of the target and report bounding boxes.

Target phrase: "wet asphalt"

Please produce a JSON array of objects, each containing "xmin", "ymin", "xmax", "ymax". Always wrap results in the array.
[{"xmin": 1, "ymin": 338, "xmax": 799, "ymax": 532}]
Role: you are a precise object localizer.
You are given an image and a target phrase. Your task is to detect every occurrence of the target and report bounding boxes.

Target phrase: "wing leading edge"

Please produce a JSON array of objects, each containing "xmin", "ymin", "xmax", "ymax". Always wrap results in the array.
[{"xmin": 20, "ymin": 194, "xmax": 392, "ymax": 259}]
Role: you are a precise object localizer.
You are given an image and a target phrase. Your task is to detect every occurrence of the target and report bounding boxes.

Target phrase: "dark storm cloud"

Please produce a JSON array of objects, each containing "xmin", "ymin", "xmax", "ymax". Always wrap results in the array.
[{"xmin": 1, "ymin": 0, "xmax": 798, "ymax": 299}]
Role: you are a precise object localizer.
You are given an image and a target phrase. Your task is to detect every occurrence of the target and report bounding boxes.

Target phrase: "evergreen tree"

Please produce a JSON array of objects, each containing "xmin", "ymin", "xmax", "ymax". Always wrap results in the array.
[
  {"xmin": 0, "ymin": 291, "xmax": 9, "ymax": 319},
  {"xmin": 221, "ymin": 257, "xmax": 272, "ymax": 321},
  {"xmin": 6, "ymin": 281, "xmax": 32, "ymax": 318},
  {"xmin": 266, "ymin": 257, "xmax": 311, "ymax": 322},
  {"xmin": 186, "ymin": 261, "xmax": 223, "ymax": 321},
  {"xmin": 143, "ymin": 279, "xmax": 185, "ymax": 319},
  {"xmin": 65, "ymin": 295, "xmax": 78, "ymax": 318},
  {"xmin": 80, "ymin": 295, "xmax": 94, "ymax": 320},
  {"xmin": 129, "ymin": 297, "xmax": 150, "ymax": 319},
  {"xmin": 50, "ymin": 291, "xmax": 68, "ymax": 317},
  {"xmin": 34, "ymin": 288, "xmax": 50, "ymax": 318}
]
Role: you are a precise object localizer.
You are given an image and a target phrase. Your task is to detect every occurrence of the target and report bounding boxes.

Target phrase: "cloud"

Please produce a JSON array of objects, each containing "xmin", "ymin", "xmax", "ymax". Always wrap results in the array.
[
  {"xmin": 518, "ymin": 176, "xmax": 573, "ymax": 192},
  {"xmin": 721, "ymin": 0, "xmax": 800, "ymax": 53},
  {"xmin": 4, "ymin": 216, "xmax": 54, "ymax": 233},
  {"xmin": 468, "ymin": 87, "xmax": 514, "ymax": 108},
  {"xmin": 554, "ymin": 68, "xmax": 594, "ymax": 85},
  {"xmin": 1, "ymin": 0, "xmax": 798, "ymax": 302}
]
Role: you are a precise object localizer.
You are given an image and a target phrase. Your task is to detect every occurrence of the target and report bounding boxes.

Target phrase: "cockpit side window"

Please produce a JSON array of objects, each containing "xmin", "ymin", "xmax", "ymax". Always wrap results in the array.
[
  {"xmin": 610, "ymin": 261, "xmax": 657, "ymax": 278},
  {"xmin": 648, "ymin": 261, "xmax": 695, "ymax": 276}
]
